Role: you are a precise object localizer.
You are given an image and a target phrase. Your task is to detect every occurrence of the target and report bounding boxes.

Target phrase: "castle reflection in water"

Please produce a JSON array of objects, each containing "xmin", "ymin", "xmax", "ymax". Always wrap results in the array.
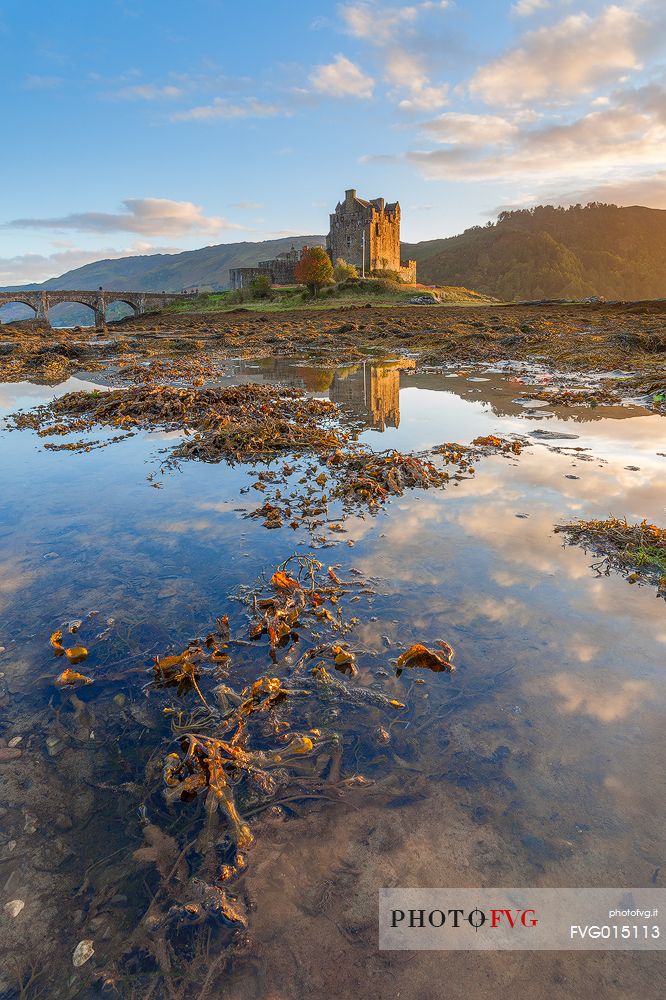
[
  {"xmin": 226, "ymin": 357, "xmax": 416, "ymax": 433},
  {"xmin": 329, "ymin": 362, "xmax": 411, "ymax": 431}
]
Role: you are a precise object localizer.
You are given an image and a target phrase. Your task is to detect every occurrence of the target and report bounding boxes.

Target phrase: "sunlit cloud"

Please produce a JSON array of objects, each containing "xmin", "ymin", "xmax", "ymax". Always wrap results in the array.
[
  {"xmin": 310, "ymin": 53, "xmax": 375, "ymax": 99},
  {"xmin": 384, "ymin": 48, "xmax": 448, "ymax": 110},
  {"xmin": 4, "ymin": 198, "xmax": 242, "ymax": 237},
  {"xmin": 469, "ymin": 5, "xmax": 651, "ymax": 106}
]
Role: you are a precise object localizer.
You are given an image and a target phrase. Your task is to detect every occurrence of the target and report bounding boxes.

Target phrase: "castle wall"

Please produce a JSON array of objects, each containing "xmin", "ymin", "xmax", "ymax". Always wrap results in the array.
[{"xmin": 326, "ymin": 189, "xmax": 416, "ymax": 281}]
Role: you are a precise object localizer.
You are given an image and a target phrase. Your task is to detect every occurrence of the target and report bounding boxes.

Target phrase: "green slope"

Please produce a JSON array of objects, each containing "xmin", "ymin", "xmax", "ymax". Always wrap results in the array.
[{"xmin": 403, "ymin": 204, "xmax": 666, "ymax": 301}]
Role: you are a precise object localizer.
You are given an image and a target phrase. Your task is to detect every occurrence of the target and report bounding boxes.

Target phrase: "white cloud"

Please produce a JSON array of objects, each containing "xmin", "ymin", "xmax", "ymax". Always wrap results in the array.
[
  {"xmin": 114, "ymin": 83, "xmax": 184, "ymax": 100},
  {"xmin": 171, "ymin": 97, "xmax": 286, "ymax": 121},
  {"xmin": 384, "ymin": 48, "xmax": 448, "ymax": 110},
  {"xmin": 511, "ymin": 0, "xmax": 550, "ymax": 16},
  {"xmin": 5, "ymin": 198, "xmax": 242, "ymax": 237},
  {"xmin": 422, "ymin": 111, "xmax": 518, "ymax": 144},
  {"xmin": 310, "ymin": 54, "xmax": 374, "ymax": 98},
  {"xmin": 340, "ymin": 3, "xmax": 419, "ymax": 44},
  {"xmin": 470, "ymin": 5, "xmax": 650, "ymax": 105}
]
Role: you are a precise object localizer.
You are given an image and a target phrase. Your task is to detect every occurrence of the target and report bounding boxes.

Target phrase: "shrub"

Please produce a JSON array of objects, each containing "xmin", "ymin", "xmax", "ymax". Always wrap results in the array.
[
  {"xmin": 334, "ymin": 258, "xmax": 358, "ymax": 282},
  {"xmin": 249, "ymin": 274, "xmax": 273, "ymax": 299}
]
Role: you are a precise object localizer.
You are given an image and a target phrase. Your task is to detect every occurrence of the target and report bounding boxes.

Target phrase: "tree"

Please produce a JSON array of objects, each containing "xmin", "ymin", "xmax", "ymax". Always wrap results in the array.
[
  {"xmin": 333, "ymin": 257, "xmax": 358, "ymax": 282},
  {"xmin": 295, "ymin": 246, "xmax": 334, "ymax": 296}
]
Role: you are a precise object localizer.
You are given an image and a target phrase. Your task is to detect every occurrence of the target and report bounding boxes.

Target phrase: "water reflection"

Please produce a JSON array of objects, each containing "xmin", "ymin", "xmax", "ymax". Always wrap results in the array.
[{"xmin": 0, "ymin": 359, "xmax": 664, "ymax": 997}]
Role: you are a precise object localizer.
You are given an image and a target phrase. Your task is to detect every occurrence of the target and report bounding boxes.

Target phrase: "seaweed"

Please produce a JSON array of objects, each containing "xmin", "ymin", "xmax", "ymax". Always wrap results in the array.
[{"xmin": 555, "ymin": 516, "xmax": 666, "ymax": 598}]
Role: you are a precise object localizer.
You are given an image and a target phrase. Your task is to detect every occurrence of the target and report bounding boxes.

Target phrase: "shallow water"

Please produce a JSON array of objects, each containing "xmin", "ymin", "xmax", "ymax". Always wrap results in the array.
[{"xmin": 0, "ymin": 359, "xmax": 664, "ymax": 998}]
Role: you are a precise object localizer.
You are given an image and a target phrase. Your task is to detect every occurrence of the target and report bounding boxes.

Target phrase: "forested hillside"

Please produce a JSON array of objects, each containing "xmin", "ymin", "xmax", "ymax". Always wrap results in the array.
[{"xmin": 404, "ymin": 204, "xmax": 666, "ymax": 300}]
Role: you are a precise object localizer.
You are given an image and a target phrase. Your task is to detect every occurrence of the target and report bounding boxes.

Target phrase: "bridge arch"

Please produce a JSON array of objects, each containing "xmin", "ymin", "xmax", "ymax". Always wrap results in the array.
[
  {"xmin": 105, "ymin": 298, "xmax": 139, "ymax": 322},
  {"xmin": 0, "ymin": 299, "xmax": 38, "ymax": 323},
  {"xmin": 48, "ymin": 300, "xmax": 97, "ymax": 328}
]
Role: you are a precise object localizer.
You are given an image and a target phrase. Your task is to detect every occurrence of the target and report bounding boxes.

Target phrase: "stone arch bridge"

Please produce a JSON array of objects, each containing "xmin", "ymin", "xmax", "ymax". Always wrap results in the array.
[{"xmin": 0, "ymin": 289, "xmax": 193, "ymax": 329}]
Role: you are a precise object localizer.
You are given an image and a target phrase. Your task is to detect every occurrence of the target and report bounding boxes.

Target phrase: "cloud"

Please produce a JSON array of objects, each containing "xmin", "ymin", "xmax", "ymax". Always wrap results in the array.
[
  {"xmin": 171, "ymin": 97, "xmax": 286, "ymax": 121},
  {"xmin": 5, "ymin": 198, "xmax": 242, "ymax": 237},
  {"xmin": 113, "ymin": 83, "xmax": 184, "ymax": 100},
  {"xmin": 0, "ymin": 242, "xmax": 181, "ymax": 287},
  {"xmin": 511, "ymin": 0, "xmax": 550, "ymax": 15},
  {"xmin": 469, "ymin": 5, "xmax": 651, "ymax": 105},
  {"xmin": 310, "ymin": 54, "xmax": 374, "ymax": 98},
  {"xmin": 546, "ymin": 170, "xmax": 666, "ymax": 209},
  {"xmin": 340, "ymin": 3, "xmax": 419, "ymax": 44},
  {"xmin": 384, "ymin": 48, "xmax": 448, "ymax": 110},
  {"xmin": 370, "ymin": 86, "xmax": 666, "ymax": 191},
  {"xmin": 422, "ymin": 111, "xmax": 518, "ymax": 144}
]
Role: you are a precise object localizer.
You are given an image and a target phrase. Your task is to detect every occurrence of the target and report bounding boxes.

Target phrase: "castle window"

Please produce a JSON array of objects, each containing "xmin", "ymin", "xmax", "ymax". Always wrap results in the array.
[
  {"xmin": 375, "ymin": 223, "xmax": 379, "ymax": 236},
  {"xmin": 346, "ymin": 235, "xmax": 352, "ymax": 248}
]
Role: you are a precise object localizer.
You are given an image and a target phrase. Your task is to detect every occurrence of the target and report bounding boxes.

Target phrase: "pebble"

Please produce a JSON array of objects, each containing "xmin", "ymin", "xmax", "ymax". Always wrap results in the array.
[
  {"xmin": 3, "ymin": 899, "xmax": 24, "ymax": 918},
  {"xmin": 7, "ymin": 736, "xmax": 22, "ymax": 748},
  {"xmin": 72, "ymin": 939, "xmax": 95, "ymax": 967},
  {"xmin": 0, "ymin": 748, "xmax": 22, "ymax": 763}
]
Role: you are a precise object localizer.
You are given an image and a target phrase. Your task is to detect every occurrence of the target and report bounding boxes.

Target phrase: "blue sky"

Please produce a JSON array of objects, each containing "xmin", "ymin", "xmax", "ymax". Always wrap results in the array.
[{"xmin": 1, "ymin": 0, "xmax": 666, "ymax": 283}]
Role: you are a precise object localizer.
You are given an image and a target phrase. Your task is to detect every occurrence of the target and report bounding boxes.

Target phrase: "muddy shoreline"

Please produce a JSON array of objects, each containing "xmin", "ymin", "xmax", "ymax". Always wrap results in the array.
[{"xmin": 1, "ymin": 301, "xmax": 665, "ymax": 410}]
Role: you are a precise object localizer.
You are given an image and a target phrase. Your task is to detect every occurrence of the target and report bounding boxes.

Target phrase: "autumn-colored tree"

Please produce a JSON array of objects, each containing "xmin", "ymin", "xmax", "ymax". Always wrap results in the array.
[{"xmin": 294, "ymin": 246, "xmax": 334, "ymax": 296}]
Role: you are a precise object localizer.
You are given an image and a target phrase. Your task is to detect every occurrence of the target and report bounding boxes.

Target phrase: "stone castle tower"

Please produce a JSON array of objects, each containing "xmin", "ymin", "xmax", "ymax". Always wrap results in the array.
[{"xmin": 326, "ymin": 189, "xmax": 416, "ymax": 282}]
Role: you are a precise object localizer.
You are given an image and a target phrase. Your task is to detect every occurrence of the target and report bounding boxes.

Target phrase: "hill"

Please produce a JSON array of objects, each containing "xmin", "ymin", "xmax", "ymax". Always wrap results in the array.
[
  {"xmin": 3, "ymin": 204, "xmax": 666, "ymax": 314},
  {"xmin": 1, "ymin": 235, "xmax": 325, "ymax": 295},
  {"xmin": 405, "ymin": 204, "xmax": 666, "ymax": 301}
]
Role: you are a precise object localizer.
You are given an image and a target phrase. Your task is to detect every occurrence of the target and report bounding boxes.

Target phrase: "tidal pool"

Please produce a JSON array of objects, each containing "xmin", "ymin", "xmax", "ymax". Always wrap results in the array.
[{"xmin": 0, "ymin": 359, "xmax": 664, "ymax": 999}]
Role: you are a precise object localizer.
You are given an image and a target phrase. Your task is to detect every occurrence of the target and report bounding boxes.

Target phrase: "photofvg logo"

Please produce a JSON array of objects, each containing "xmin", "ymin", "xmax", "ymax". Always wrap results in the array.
[
  {"xmin": 391, "ymin": 905, "xmax": 539, "ymax": 933},
  {"xmin": 379, "ymin": 889, "xmax": 666, "ymax": 951}
]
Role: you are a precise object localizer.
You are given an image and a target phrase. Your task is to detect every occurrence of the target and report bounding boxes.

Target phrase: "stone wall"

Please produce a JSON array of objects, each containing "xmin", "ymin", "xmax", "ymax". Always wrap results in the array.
[{"xmin": 229, "ymin": 245, "xmax": 305, "ymax": 289}]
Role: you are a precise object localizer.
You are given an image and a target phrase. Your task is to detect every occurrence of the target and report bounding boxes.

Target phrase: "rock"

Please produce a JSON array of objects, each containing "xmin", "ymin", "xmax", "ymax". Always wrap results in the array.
[
  {"xmin": 46, "ymin": 735, "xmax": 63, "ymax": 756},
  {"xmin": 72, "ymin": 940, "xmax": 95, "ymax": 967},
  {"xmin": 4, "ymin": 899, "xmax": 24, "ymax": 918},
  {"xmin": 529, "ymin": 429, "xmax": 579, "ymax": 440},
  {"xmin": 409, "ymin": 294, "xmax": 438, "ymax": 305},
  {"xmin": 7, "ymin": 736, "xmax": 22, "ymax": 748},
  {"xmin": 0, "ymin": 748, "xmax": 21, "ymax": 763}
]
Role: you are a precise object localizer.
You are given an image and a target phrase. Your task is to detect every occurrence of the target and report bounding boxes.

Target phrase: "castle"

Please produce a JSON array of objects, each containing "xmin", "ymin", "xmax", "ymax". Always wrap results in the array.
[
  {"xmin": 228, "ymin": 189, "xmax": 416, "ymax": 288},
  {"xmin": 326, "ymin": 189, "xmax": 416, "ymax": 282}
]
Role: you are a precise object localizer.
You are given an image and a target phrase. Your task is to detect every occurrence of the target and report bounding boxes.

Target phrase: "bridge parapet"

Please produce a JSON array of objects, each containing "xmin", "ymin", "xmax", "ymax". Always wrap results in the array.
[{"xmin": 0, "ymin": 290, "xmax": 190, "ymax": 329}]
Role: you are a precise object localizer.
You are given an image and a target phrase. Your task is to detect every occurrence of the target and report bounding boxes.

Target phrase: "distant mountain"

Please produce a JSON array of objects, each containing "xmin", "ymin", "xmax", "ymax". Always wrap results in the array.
[
  {"xmin": 404, "ymin": 204, "xmax": 666, "ymax": 301},
  {"xmin": 3, "ymin": 204, "xmax": 666, "ymax": 313},
  {"xmin": 1, "ymin": 235, "xmax": 325, "ymax": 295}
]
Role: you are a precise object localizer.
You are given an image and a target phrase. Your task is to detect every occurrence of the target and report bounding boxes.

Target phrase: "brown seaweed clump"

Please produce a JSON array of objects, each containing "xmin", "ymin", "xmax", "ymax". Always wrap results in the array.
[
  {"xmin": 555, "ymin": 516, "xmax": 666, "ymax": 598},
  {"xmin": 7, "ymin": 383, "xmax": 346, "ymax": 462}
]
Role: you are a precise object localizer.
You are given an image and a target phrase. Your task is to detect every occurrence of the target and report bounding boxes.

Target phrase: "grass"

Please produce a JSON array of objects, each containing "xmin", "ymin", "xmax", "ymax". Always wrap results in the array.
[{"xmin": 163, "ymin": 279, "xmax": 497, "ymax": 316}]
